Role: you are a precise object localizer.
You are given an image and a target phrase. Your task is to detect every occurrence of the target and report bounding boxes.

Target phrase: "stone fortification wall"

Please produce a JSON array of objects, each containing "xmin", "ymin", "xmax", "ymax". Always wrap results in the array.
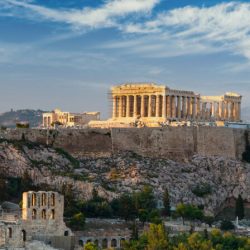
[
  {"xmin": 0, "ymin": 127, "xmax": 248, "ymax": 160},
  {"xmin": 111, "ymin": 127, "xmax": 195, "ymax": 160}
]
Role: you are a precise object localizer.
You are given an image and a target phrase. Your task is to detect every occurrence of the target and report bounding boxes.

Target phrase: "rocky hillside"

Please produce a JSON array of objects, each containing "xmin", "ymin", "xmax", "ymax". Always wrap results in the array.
[
  {"xmin": 0, "ymin": 139, "xmax": 113, "ymax": 201},
  {"xmin": 0, "ymin": 138, "xmax": 250, "ymax": 215},
  {"xmin": 0, "ymin": 109, "xmax": 45, "ymax": 128},
  {"xmin": 80, "ymin": 153, "xmax": 250, "ymax": 215}
]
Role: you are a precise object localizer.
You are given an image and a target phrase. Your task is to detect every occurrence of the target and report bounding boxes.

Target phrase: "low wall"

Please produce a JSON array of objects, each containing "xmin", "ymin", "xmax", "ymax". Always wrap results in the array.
[{"xmin": 0, "ymin": 127, "xmax": 248, "ymax": 160}]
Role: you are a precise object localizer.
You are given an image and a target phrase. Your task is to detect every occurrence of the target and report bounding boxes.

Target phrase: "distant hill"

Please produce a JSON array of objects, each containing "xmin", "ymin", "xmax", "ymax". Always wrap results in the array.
[
  {"xmin": 242, "ymin": 107, "xmax": 250, "ymax": 122},
  {"xmin": 0, "ymin": 109, "xmax": 46, "ymax": 128}
]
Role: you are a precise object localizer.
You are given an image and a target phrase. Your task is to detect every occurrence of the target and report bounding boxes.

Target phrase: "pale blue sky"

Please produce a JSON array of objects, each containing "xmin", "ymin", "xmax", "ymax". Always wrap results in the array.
[{"xmin": 0, "ymin": 0, "xmax": 250, "ymax": 118}]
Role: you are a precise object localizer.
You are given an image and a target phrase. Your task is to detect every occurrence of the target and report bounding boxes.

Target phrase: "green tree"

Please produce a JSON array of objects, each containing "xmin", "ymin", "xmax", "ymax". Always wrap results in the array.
[
  {"xmin": 163, "ymin": 188, "xmax": 171, "ymax": 217},
  {"xmin": 118, "ymin": 194, "xmax": 137, "ymax": 221},
  {"xmin": 145, "ymin": 224, "xmax": 169, "ymax": 250},
  {"xmin": 203, "ymin": 216, "xmax": 214, "ymax": 227},
  {"xmin": 235, "ymin": 195, "xmax": 244, "ymax": 220},
  {"xmin": 176, "ymin": 203, "xmax": 186, "ymax": 225},
  {"xmin": 69, "ymin": 212, "xmax": 85, "ymax": 230},
  {"xmin": 148, "ymin": 209, "xmax": 162, "ymax": 225},
  {"xmin": 124, "ymin": 226, "xmax": 250, "ymax": 250},
  {"xmin": 0, "ymin": 178, "xmax": 8, "ymax": 202},
  {"xmin": 210, "ymin": 229, "xmax": 223, "ymax": 246},
  {"xmin": 20, "ymin": 170, "xmax": 33, "ymax": 192},
  {"xmin": 220, "ymin": 220, "xmax": 235, "ymax": 231},
  {"xmin": 173, "ymin": 242, "xmax": 188, "ymax": 250},
  {"xmin": 187, "ymin": 232, "xmax": 213, "ymax": 250},
  {"xmin": 131, "ymin": 221, "xmax": 139, "ymax": 241},
  {"xmin": 176, "ymin": 204, "xmax": 203, "ymax": 225},
  {"xmin": 84, "ymin": 242, "xmax": 98, "ymax": 250},
  {"xmin": 61, "ymin": 183, "xmax": 77, "ymax": 217},
  {"xmin": 138, "ymin": 209, "xmax": 148, "ymax": 225},
  {"xmin": 91, "ymin": 187, "xmax": 103, "ymax": 202},
  {"xmin": 134, "ymin": 185, "xmax": 156, "ymax": 211},
  {"xmin": 124, "ymin": 234, "xmax": 148, "ymax": 250}
]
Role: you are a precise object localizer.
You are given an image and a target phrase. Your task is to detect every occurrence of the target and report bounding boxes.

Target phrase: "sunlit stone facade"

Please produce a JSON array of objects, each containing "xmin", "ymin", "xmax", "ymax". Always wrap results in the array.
[
  {"xmin": 111, "ymin": 83, "xmax": 242, "ymax": 123},
  {"xmin": 43, "ymin": 109, "xmax": 100, "ymax": 128}
]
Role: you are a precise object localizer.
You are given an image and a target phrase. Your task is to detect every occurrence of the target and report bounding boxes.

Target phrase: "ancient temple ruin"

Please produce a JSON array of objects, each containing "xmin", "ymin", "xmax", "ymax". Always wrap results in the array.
[{"xmin": 111, "ymin": 83, "xmax": 242, "ymax": 124}]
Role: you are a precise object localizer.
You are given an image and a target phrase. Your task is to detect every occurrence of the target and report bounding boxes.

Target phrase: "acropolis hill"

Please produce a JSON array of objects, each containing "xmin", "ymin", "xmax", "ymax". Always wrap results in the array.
[
  {"xmin": 1, "ymin": 127, "xmax": 250, "ymax": 217},
  {"xmin": 0, "ymin": 83, "xmax": 249, "ymax": 218},
  {"xmin": 0, "ymin": 83, "xmax": 247, "ymax": 160}
]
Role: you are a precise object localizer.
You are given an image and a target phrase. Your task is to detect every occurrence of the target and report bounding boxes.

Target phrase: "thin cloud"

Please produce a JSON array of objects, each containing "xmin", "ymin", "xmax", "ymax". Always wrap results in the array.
[
  {"xmin": 119, "ymin": 2, "xmax": 250, "ymax": 60},
  {"xmin": 1, "ymin": 0, "xmax": 159, "ymax": 28},
  {"xmin": 2, "ymin": 0, "xmax": 250, "ymax": 63}
]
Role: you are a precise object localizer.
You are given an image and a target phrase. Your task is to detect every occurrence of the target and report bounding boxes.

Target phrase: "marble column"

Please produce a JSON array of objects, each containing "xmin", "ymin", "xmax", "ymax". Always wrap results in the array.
[
  {"xmin": 224, "ymin": 101, "xmax": 228, "ymax": 119},
  {"xmin": 197, "ymin": 98, "xmax": 201, "ymax": 120},
  {"xmin": 148, "ymin": 95, "xmax": 152, "ymax": 117},
  {"xmin": 141, "ymin": 95, "xmax": 145, "ymax": 117},
  {"xmin": 182, "ymin": 96, "xmax": 187, "ymax": 118},
  {"xmin": 234, "ymin": 102, "xmax": 237, "ymax": 121},
  {"xmin": 163, "ymin": 94, "xmax": 166, "ymax": 119},
  {"xmin": 229, "ymin": 102, "xmax": 232, "ymax": 120},
  {"xmin": 187, "ymin": 97, "xmax": 191, "ymax": 118},
  {"xmin": 133, "ymin": 95, "xmax": 137, "ymax": 117},
  {"xmin": 118, "ymin": 96, "xmax": 122, "ymax": 117},
  {"xmin": 166, "ymin": 95, "xmax": 171, "ymax": 118},
  {"xmin": 211, "ymin": 102, "xmax": 215, "ymax": 118},
  {"xmin": 192, "ymin": 97, "xmax": 197, "ymax": 120},
  {"xmin": 156, "ymin": 95, "xmax": 160, "ymax": 117},
  {"xmin": 202, "ymin": 103, "xmax": 206, "ymax": 120},
  {"xmin": 221, "ymin": 101, "xmax": 225, "ymax": 120},
  {"xmin": 232, "ymin": 102, "xmax": 236, "ymax": 121},
  {"xmin": 126, "ymin": 95, "xmax": 130, "ymax": 117},
  {"xmin": 113, "ymin": 96, "xmax": 117, "ymax": 118},
  {"xmin": 171, "ymin": 96, "xmax": 176, "ymax": 118},
  {"xmin": 214, "ymin": 102, "xmax": 218, "ymax": 119},
  {"xmin": 177, "ymin": 96, "xmax": 181, "ymax": 119},
  {"xmin": 231, "ymin": 102, "xmax": 235, "ymax": 121}
]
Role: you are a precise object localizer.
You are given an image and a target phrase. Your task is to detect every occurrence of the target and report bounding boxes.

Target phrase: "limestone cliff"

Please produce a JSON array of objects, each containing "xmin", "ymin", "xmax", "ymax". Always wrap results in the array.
[
  {"xmin": 80, "ymin": 153, "xmax": 250, "ymax": 215},
  {"xmin": 0, "ymin": 139, "xmax": 250, "ymax": 215},
  {"xmin": 0, "ymin": 139, "xmax": 114, "ymax": 201}
]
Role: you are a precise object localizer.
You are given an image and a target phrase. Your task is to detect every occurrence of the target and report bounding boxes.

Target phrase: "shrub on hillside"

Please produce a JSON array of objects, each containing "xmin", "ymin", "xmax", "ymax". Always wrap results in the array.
[{"xmin": 191, "ymin": 183, "xmax": 212, "ymax": 197}]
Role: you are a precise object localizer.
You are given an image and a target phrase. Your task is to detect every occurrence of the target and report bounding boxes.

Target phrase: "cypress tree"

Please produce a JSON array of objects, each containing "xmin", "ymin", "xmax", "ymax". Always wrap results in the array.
[
  {"xmin": 163, "ymin": 188, "xmax": 171, "ymax": 217},
  {"xmin": 235, "ymin": 194, "xmax": 244, "ymax": 220}
]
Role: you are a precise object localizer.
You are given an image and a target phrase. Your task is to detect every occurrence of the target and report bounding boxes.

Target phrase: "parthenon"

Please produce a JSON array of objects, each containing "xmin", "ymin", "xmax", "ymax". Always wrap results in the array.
[{"xmin": 111, "ymin": 83, "xmax": 242, "ymax": 123}]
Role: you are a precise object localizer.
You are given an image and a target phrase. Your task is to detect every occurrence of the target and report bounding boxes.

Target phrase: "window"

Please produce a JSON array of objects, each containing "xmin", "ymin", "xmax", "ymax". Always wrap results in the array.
[
  {"xmin": 22, "ymin": 230, "xmax": 26, "ymax": 242},
  {"xmin": 111, "ymin": 239, "xmax": 117, "ymax": 248},
  {"xmin": 51, "ymin": 209, "xmax": 55, "ymax": 219},
  {"xmin": 79, "ymin": 240, "xmax": 84, "ymax": 246},
  {"xmin": 32, "ymin": 209, "xmax": 37, "ymax": 219},
  {"xmin": 42, "ymin": 193, "xmax": 47, "ymax": 206},
  {"xmin": 102, "ymin": 239, "xmax": 108, "ymax": 248},
  {"xmin": 42, "ymin": 209, "xmax": 46, "ymax": 219},
  {"xmin": 64, "ymin": 231, "xmax": 69, "ymax": 236},
  {"xmin": 31, "ymin": 193, "xmax": 36, "ymax": 206},
  {"xmin": 51, "ymin": 193, "xmax": 55, "ymax": 206},
  {"xmin": 8, "ymin": 228, "xmax": 12, "ymax": 238}
]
